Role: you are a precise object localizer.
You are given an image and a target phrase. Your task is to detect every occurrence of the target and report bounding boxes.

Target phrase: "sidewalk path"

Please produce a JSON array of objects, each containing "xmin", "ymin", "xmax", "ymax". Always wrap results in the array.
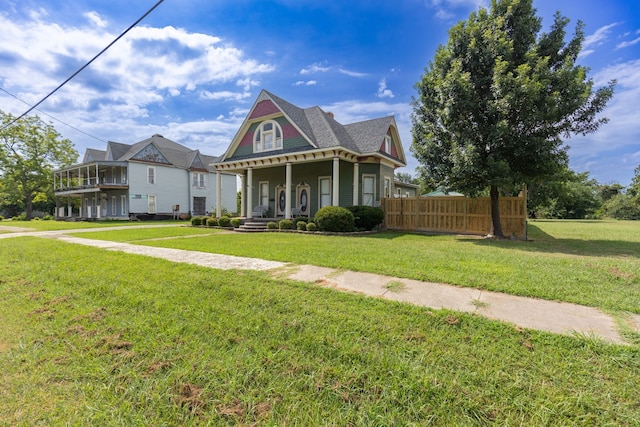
[{"xmin": 2, "ymin": 224, "xmax": 638, "ymax": 345}]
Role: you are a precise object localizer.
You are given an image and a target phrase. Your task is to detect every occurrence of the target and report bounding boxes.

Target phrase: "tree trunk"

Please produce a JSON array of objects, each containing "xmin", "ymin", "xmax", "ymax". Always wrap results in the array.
[
  {"xmin": 25, "ymin": 191, "xmax": 33, "ymax": 220},
  {"xmin": 489, "ymin": 185, "xmax": 504, "ymax": 238}
]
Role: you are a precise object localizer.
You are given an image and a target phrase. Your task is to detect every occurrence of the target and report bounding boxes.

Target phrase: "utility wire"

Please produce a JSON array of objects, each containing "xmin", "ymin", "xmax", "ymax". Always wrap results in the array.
[
  {"xmin": 1, "ymin": 0, "xmax": 165, "ymax": 131},
  {"xmin": 0, "ymin": 87, "xmax": 108, "ymax": 143}
]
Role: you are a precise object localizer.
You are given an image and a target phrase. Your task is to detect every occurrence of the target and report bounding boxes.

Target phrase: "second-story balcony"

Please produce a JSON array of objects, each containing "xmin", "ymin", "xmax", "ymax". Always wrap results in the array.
[{"xmin": 54, "ymin": 161, "xmax": 129, "ymax": 196}]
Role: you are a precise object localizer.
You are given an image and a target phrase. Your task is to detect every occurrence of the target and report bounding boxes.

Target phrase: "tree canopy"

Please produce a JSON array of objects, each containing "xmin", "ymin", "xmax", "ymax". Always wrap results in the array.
[
  {"xmin": 411, "ymin": 0, "xmax": 615, "ymax": 237},
  {"xmin": 0, "ymin": 111, "xmax": 78, "ymax": 219}
]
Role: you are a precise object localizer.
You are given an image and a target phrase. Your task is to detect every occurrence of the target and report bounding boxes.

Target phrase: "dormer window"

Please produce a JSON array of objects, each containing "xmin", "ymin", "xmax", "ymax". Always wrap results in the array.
[{"xmin": 254, "ymin": 120, "xmax": 283, "ymax": 153}]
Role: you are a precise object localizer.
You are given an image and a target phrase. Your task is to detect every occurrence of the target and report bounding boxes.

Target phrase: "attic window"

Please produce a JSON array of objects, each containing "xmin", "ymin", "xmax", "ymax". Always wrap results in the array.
[
  {"xmin": 254, "ymin": 120, "xmax": 283, "ymax": 153},
  {"xmin": 383, "ymin": 135, "xmax": 392, "ymax": 154}
]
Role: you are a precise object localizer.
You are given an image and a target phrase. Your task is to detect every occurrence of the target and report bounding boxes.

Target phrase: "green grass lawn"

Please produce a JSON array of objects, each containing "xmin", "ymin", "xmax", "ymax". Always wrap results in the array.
[
  {"xmin": 1, "ymin": 237, "xmax": 639, "ymax": 425},
  {"xmin": 72, "ymin": 220, "xmax": 640, "ymax": 314},
  {"xmin": 0, "ymin": 219, "xmax": 189, "ymax": 231}
]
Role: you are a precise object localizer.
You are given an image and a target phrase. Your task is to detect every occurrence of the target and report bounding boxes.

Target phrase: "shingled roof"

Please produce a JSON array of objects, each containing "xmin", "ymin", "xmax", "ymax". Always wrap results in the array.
[
  {"xmin": 219, "ymin": 90, "xmax": 406, "ymax": 168},
  {"xmin": 262, "ymin": 90, "xmax": 398, "ymax": 156},
  {"xmin": 85, "ymin": 134, "xmax": 219, "ymax": 171}
]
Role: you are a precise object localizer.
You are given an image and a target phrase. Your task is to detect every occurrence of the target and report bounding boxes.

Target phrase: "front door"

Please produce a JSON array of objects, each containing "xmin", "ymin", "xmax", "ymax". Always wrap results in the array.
[
  {"xmin": 275, "ymin": 185, "xmax": 286, "ymax": 216},
  {"xmin": 296, "ymin": 182, "xmax": 310, "ymax": 216},
  {"xmin": 193, "ymin": 197, "xmax": 206, "ymax": 215}
]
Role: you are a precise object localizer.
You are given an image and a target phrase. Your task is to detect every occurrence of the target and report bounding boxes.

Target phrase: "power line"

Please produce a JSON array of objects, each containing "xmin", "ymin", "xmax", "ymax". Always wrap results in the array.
[
  {"xmin": 0, "ymin": 87, "xmax": 108, "ymax": 143},
  {"xmin": 0, "ymin": 0, "xmax": 165, "ymax": 132}
]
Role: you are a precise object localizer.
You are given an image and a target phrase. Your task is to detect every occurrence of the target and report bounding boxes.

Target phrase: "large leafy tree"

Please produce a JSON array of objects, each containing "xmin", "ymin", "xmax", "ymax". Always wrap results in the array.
[
  {"xmin": 0, "ymin": 111, "xmax": 78, "ymax": 219},
  {"xmin": 411, "ymin": 0, "xmax": 615, "ymax": 237}
]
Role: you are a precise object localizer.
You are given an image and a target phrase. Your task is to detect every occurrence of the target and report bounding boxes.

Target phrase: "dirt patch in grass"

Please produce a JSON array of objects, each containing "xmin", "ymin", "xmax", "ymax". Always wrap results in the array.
[
  {"xmin": 145, "ymin": 361, "xmax": 172, "ymax": 375},
  {"xmin": 72, "ymin": 307, "xmax": 107, "ymax": 322},
  {"xmin": 174, "ymin": 382, "xmax": 207, "ymax": 415},
  {"xmin": 66, "ymin": 324, "xmax": 96, "ymax": 338},
  {"xmin": 608, "ymin": 267, "xmax": 635, "ymax": 279}
]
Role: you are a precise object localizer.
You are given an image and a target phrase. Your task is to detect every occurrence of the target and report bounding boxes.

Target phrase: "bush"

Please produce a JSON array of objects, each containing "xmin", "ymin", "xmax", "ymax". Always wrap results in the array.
[
  {"xmin": 191, "ymin": 216, "xmax": 202, "ymax": 226},
  {"xmin": 0, "ymin": 215, "xmax": 4, "ymax": 221},
  {"xmin": 306, "ymin": 222, "xmax": 317, "ymax": 232},
  {"xmin": 206, "ymin": 217, "xmax": 218, "ymax": 227},
  {"xmin": 296, "ymin": 220, "xmax": 307, "ymax": 231},
  {"xmin": 279, "ymin": 219, "xmax": 294, "ymax": 230},
  {"xmin": 43, "ymin": 214, "xmax": 54, "ymax": 221},
  {"xmin": 314, "ymin": 206, "xmax": 355, "ymax": 232},
  {"xmin": 217, "ymin": 216, "xmax": 231, "ymax": 227},
  {"xmin": 231, "ymin": 218, "xmax": 241, "ymax": 228},
  {"xmin": 347, "ymin": 206, "xmax": 384, "ymax": 230},
  {"xmin": 604, "ymin": 194, "xmax": 640, "ymax": 220},
  {"xmin": 267, "ymin": 221, "xmax": 279, "ymax": 230}
]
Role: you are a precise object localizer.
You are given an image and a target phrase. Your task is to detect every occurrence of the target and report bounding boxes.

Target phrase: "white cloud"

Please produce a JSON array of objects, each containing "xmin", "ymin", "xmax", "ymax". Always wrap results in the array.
[
  {"xmin": 84, "ymin": 11, "xmax": 107, "ymax": 28},
  {"xmin": 567, "ymin": 59, "xmax": 640, "ymax": 184},
  {"xmin": 294, "ymin": 80, "xmax": 317, "ymax": 86},
  {"xmin": 338, "ymin": 68, "xmax": 368, "ymax": 78},
  {"xmin": 616, "ymin": 36, "xmax": 640, "ymax": 50},
  {"xmin": 376, "ymin": 78, "xmax": 395, "ymax": 98},
  {"xmin": 300, "ymin": 63, "xmax": 331, "ymax": 74},
  {"xmin": 583, "ymin": 23, "xmax": 619, "ymax": 49},
  {"xmin": 578, "ymin": 49, "xmax": 595, "ymax": 59},
  {"xmin": 0, "ymin": 12, "xmax": 274, "ymax": 118},
  {"xmin": 236, "ymin": 78, "xmax": 260, "ymax": 92},
  {"xmin": 200, "ymin": 90, "xmax": 251, "ymax": 101}
]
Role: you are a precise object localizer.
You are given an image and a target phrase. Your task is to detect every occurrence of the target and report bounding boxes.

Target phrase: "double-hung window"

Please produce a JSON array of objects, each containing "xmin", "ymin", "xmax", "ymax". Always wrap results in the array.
[
  {"xmin": 147, "ymin": 166, "xmax": 156, "ymax": 185},
  {"xmin": 192, "ymin": 172, "xmax": 206, "ymax": 188},
  {"xmin": 362, "ymin": 175, "xmax": 376, "ymax": 206},
  {"xmin": 319, "ymin": 177, "xmax": 331, "ymax": 208}
]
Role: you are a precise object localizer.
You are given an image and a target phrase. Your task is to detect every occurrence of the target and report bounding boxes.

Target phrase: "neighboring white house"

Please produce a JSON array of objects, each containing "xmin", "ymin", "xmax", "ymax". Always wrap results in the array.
[{"xmin": 53, "ymin": 134, "xmax": 237, "ymax": 219}]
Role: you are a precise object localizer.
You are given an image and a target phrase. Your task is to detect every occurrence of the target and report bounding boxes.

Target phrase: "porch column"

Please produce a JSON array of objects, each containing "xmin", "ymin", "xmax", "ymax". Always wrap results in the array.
[
  {"xmin": 216, "ymin": 170, "xmax": 222, "ymax": 218},
  {"xmin": 247, "ymin": 167, "xmax": 253, "ymax": 218},
  {"xmin": 332, "ymin": 157, "xmax": 340, "ymax": 206},
  {"xmin": 240, "ymin": 173, "xmax": 246, "ymax": 218},
  {"xmin": 353, "ymin": 162, "xmax": 359, "ymax": 206},
  {"xmin": 285, "ymin": 162, "xmax": 292, "ymax": 219}
]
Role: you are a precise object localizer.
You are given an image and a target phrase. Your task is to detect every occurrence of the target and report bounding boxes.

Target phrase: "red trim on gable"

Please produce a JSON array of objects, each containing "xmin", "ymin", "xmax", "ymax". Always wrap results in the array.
[
  {"xmin": 249, "ymin": 100, "xmax": 280, "ymax": 120},
  {"xmin": 390, "ymin": 140, "xmax": 399, "ymax": 158}
]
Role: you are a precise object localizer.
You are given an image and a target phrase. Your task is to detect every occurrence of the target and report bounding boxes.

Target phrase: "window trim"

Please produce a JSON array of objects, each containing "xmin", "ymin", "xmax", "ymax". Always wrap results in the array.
[
  {"xmin": 192, "ymin": 172, "xmax": 206, "ymax": 189},
  {"xmin": 120, "ymin": 195, "xmax": 127, "ymax": 216},
  {"xmin": 259, "ymin": 181, "xmax": 270, "ymax": 208},
  {"xmin": 318, "ymin": 176, "xmax": 332, "ymax": 208},
  {"xmin": 362, "ymin": 174, "xmax": 376, "ymax": 207},
  {"xmin": 383, "ymin": 176, "xmax": 392, "ymax": 199},
  {"xmin": 147, "ymin": 166, "xmax": 156, "ymax": 185},
  {"xmin": 383, "ymin": 135, "xmax": 392, "ymax": 154},
  {"xmin": 254, "ymin": 120, "xmax": 283, "ymax": 153}
]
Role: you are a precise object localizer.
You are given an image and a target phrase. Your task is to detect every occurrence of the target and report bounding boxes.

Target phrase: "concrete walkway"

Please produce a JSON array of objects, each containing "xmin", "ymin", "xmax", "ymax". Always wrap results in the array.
[{"xmin": 2, "ymin": 224, "xmax": 638, "ymax": 345}]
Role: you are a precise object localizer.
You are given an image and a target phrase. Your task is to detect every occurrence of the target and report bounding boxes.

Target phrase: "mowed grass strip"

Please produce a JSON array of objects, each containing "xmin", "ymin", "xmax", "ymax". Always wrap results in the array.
[
  {"xmin": 0, "ymin": 219, "xmax": 188, "ymax": 231},
  {"xmin": 1, "ymin": 238, "xmax": 639, "ymax": 425},
  {"xmin": 73, "ymin": 220, "xmax": 640, "ymax": 313}
]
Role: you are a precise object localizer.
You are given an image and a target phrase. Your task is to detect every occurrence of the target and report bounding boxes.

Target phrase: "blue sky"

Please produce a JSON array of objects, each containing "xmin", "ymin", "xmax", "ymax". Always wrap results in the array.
[{"xmin": 1, "ymin": 0, "xmax": 639, "ymax": 186}]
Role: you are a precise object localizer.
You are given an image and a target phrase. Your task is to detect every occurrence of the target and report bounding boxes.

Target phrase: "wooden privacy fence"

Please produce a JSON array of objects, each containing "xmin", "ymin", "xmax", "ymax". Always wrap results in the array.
[{"xmin": 382, "ymin": 196, "xmax": 527, "ymax": 237}]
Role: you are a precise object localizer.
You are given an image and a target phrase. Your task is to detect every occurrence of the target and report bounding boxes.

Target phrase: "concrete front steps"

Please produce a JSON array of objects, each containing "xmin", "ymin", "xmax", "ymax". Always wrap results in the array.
[{"xmin": 235, "ymin": 218, "xmax": 274, "ymax": 232}]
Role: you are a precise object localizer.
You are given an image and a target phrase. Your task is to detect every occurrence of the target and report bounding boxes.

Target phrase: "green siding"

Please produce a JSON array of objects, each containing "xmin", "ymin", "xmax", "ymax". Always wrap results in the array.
[
  {"xmin": 339, "ymin": 160, "xmax": 354, "ymax": 207},
  {"xmin": 380, "ymin": 164, "xmax": 395, "ymax": 199},
  {"xmin": 245, "ymin": 160, "xmax": 395, "ymax": 217}
]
